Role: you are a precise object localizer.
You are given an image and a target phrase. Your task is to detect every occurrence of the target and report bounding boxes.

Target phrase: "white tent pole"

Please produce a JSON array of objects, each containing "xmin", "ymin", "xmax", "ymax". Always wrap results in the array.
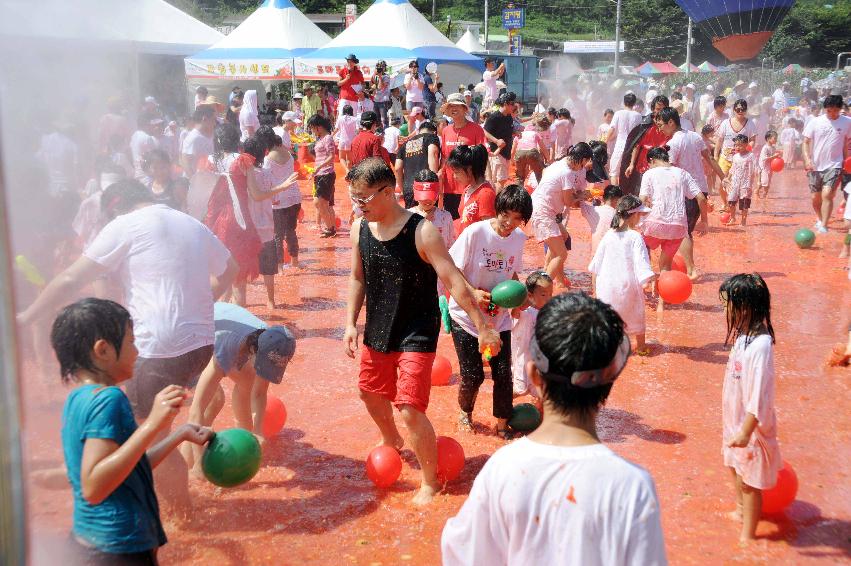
[{"xmin": 292, "ymin": 57, "xmax": 297, "ymax": 95}]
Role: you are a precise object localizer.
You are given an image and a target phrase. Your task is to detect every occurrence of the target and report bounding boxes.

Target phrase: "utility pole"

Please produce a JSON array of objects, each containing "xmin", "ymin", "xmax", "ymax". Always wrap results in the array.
[
  {"xmin": 685, "ymin": 17, "xmax": 693, "ymax": 76},
  {"xmin": 613, "ymin": 0, "xmax": 622, "ymax": 77},
  {"xmin": 432, "ymin": 0, "xmax": 436, "ymax": 21},
  {"xmin": 484, "ymin": 0, "xmax": 489, "ymax": 51}
]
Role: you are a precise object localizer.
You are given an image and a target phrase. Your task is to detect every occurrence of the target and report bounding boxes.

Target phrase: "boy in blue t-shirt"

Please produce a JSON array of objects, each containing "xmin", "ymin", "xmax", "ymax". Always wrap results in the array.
[{"xmin": 53, "ymin": 298, "xmax": 213, "ymax": 563}]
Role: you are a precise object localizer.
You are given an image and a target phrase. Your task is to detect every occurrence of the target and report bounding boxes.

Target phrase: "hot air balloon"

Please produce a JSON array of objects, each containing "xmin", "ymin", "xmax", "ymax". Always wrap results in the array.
[{"xmin": 673, "ymin": 1, "xmax": 795, "ymax": 61}]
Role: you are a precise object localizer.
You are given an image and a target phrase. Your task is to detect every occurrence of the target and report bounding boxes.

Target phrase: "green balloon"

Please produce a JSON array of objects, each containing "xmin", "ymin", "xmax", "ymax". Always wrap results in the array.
[
  {"xmin": 439, "ymin": 295, "xmax": 451, "ymax": 333},
  {"xmin": 794, "ymin": 228, "xmax": 815, "ymax": 249},
  {"xmin": 508, "ymin": 403, "xmax": 542, "ymax": 432},
  {"xmin": 202, "ymin": 428, "xmax": 262, "ymax": 487},
  {"xmin": 490, "ymin": 280, "xmax": 527, "ymax": 308}
]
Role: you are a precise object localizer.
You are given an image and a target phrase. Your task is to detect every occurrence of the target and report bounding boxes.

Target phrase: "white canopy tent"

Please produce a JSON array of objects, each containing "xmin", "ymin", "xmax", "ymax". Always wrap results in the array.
[
  {"xmin": 455, "ymin": 28, "xmax": 485, "ymax": 54},
  {"xmin": 185, "ymin": 0, "xmax": 330, "ymax": 81}
]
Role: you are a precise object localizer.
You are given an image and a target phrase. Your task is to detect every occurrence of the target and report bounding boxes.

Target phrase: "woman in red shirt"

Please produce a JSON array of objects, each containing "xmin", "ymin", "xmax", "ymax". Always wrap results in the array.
[
  {"xmin": 447, "ymin": 144, "xmax": 496, "ymax": 232},
  {"xmin": 620, "ymin": 95, "xmax": 671, "ymax": 196}
]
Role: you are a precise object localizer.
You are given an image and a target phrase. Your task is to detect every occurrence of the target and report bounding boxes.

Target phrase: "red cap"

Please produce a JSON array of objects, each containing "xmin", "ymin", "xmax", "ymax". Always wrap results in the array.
[{"xmin": 413, "ymin": 181, "xmax": 438, "ymax": 202}]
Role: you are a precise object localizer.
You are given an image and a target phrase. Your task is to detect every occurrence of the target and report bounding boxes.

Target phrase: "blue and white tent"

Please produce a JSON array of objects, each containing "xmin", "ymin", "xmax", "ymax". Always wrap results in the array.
[
  {"xmin": 295, "ymin": 0, "xmax": 483, "ymax": 82},
  {"xmin": 185, "ymin": 0, "xmax": 330, "ymax": 80}
]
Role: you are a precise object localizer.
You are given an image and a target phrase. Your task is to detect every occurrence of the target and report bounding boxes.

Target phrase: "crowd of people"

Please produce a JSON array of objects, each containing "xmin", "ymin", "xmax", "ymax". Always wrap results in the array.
[{"xmin": 17, "ymin": 50, "xmax": 851, "ymax": 564}]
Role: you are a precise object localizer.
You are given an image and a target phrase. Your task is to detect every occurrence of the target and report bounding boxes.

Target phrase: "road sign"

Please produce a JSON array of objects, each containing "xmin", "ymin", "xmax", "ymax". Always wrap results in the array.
[
  {"xmin": 509, "ymin": 30, "xmax": 522, "ymax": 55},
  {"xmin": 502, "ymin": 7, "xmax": 525, "ymax": 29}
]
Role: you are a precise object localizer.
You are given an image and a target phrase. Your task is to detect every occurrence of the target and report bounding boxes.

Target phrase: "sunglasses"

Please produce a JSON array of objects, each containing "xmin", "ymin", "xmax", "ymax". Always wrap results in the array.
[
  {"xmin": 734, "ymin": 107, "xmax": 746, "ymax": 113},
  {"xmin": 349, "ymin": 185, "xmax": 388, "ymax": 207}
]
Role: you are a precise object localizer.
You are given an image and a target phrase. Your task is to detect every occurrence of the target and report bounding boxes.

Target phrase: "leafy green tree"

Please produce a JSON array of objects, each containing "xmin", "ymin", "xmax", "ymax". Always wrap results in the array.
[{"xmin": 761, "ymin": 1, "xmax": 851, "ymax": 66}]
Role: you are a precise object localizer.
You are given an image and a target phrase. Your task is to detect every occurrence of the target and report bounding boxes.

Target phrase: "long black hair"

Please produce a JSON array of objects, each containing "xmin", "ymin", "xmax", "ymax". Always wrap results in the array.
[
  {"xmin": 447, "ymin": 144, "xmax": 488, "ymax": 181},
  {"xmin": 610, "ymin": 194, "xmax": 642, "ymax": 229},
  {"xmin": 719, "ymin": 273, "xmax": 775, "ymax": 346}
]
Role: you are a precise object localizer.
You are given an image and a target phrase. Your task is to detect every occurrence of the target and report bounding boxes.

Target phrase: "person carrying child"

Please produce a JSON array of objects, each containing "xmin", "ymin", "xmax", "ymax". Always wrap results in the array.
[
  {"xmin": 510, "ymin": 271, "xmax": 554, "ymax": 399},
  {"xmin": 589, "ymin": 195, "xmax": 657, "ymax": 354},
  {"xmin": 442, "ymin": 293, "xmax": 667, "ymax": 565},
  {"xmin": 719, "ymin": 273, "xmax": 781, "ymax": 544},
  {"xmin": 724, "ymin": 134, "xmax": 757, "ymax": 226},
  {"xmin": 446, "ymin": 185, "xmax": 533, "ymax": 438},
  {"xmin": 53, "ymin": 298, "xmax": 213, "ymax": 564}
]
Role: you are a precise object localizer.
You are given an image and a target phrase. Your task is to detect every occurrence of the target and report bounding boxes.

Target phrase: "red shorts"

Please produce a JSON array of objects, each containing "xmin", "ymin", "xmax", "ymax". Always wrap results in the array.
[
  {"xmin": 359, "ymin": 347, "xmax": 435, "ymax": 413},
  {"xmin": 643, "ymin": 235, "xmax": 683, "ymax": 257}
]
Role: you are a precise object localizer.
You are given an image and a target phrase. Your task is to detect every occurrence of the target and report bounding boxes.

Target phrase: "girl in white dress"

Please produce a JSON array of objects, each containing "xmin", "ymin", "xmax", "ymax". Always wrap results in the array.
[
  {"xmin": 588, "ymin": 195, "xmax": 657, "ymax": 354},
  {"xmin": 510, "ymin": 271, "xmax": 553, "ymax": 398}
]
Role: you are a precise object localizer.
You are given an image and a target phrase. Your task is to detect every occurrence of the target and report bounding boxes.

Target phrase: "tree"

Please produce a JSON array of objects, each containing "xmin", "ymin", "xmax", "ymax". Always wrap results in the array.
[{"xmin": 761, "ymin": 1, "xmax": 851, "ymax": 67}]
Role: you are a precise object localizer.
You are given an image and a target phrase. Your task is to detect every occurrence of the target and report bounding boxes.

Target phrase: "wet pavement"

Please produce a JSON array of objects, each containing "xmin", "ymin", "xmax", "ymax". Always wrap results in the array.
[{"xmin": 22, "ymin": 163, "xmax": 851, "ymax": 564}]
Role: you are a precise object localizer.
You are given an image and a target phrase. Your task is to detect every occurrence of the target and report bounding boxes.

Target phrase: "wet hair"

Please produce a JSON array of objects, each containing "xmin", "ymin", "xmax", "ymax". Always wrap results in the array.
[
  {"xmin": 447, "ymin": 144, "xmax": 488, "ymax": 180},
  {"xmin": 414, "ymin": 169, "xmax": 439, "ymax": 183},
  {"xmin": 566, "ymin": 142, "xmax": 593, "ymax": 165},
  {"xmin": 242, "ymin": 137, "xmax": 265, "ymax": 166},
  {"xmin": 534, "ymin": 293, "xmax": 624, "ymax": 418},
  {"xmin": 213, "ymin": 123, "xmax": 240, "ymax": 156},
  {"xmin": 525, "ymin": 271, "xmax": 553, "ymax": 293},
  {"xmin": 418, "ymin": 120, "xmax": 437, "ymax": 133},
  {"xmin": 701, "ymin": 124, "xmax": 715, "ymax": 136},
  {"xmin": 602, "ymin": 185, "xmax": 623, "ymax": 201},
  {"xmin": 345, "ymin": 157, "xmax": 396, "ymax": 188},
  {"xmin": 713, "ymin": 95, "xmax": 727, "ymax": 109},
  {"xmin": 307, "ymin": 114, "xmax": 332, "ymax": 134},
  {"xmin": 732, "ymin": 99, "xmax": 748, "ymax": 112},
  {"xmin": 764, "ymin": 129, "xmax": 778, "ymax": 142},
  {"xmin": 646, "ymin": 146, "xmax": 670, "ymax": 163},
  {"xmin": 557, "ymin": 108, "xmax": 572, "ymax": 120},
  {"xmin": 51, "ymin": 298, "xmax": 133, "ymax": 384},
  {"xmin": 536, "ymin": 116, "xmax": 551, "ymax": 130},
  {"xmin": 192, "ymin": 105, "xmax": 214, "ymax": 122},
  {"xmin": 100, "ymin": 178, "xmax": 154, "ymax": 219},
  {"xmin": 254, "ymin": 125, "xmax": 277, "ymax": 152},
  {"xmin": 824, "ymin": 94, "xmax": 844, "ymax": 109},
  {"xmin": 495, "ymin": 184, "xmax": 533, "ymax": 222},
  {"xmin": 732, "ymin": 133, "xmax": 749, "ymax": 145},
  {"xmin": 603, "ymin": 108, "xmax": 614, "ymax": 117},
  {"xmin": 719, "ymin": 273, "xmax": 775, "ymax": 346},
  {"xmin": 141, "ymin": 148, "xmax": 170, "ymax": 174},
  {"xmin": 658, "ymin": 106, "xmax": 681, "ymax": 128},
  {"xmin": 650, "ymin": 95, "xmax": 669, "ymax": 112},
  {"xmin": 588, "ymin": 140, "xmax": 608, "ymax": 168},
  {"xmin": 671, "ymin": 91, "xmax": 683, "ymax": 101},
  {"xmin": 342, "ymin": 105, "xmax": 354, "ymax": 116},
  {"xmin": 610, "ymin": 194, "xmax": 643, "ymax": 229},
  {"xmin": 623, "ymin": 93, "xmax": 637, "ymax": 107},
  {"xmin": 496, "ymin": 91, "xmax": 517, "ymax": 106}
]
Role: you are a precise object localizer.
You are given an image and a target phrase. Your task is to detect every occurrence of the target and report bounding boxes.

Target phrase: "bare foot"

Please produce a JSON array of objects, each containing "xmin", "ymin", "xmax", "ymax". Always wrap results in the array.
[
  {"xmin": 411, "ymin": 482, "xmax": 441, "ymax": 506},
  {"xmin": 378, "ymin": 436, "xmax": 405, "ymax": 452},
  {"xmin": 687, "ymin": 268, "xmax": 701, "ymax": 281},
  {"xmin": 458, "ymin": 411, "xmax": 474, "ymax": 433}
]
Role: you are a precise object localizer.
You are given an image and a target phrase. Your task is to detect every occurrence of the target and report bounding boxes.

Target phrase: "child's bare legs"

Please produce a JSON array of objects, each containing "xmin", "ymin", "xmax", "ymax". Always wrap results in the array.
[
  {"xmin": 232, "ymin": 282, "xmax": 247, "ymax": 307},
  {"xmin": 727, "ymin": 467, "xmax": 743, "ymax": 521},
  {"xmin": 726, "ymin": 202, "xmax": 738, "ymax": 224},
  {"xmin": 543, "ymin": 234, "xmax": 569, "ymax": 288},
  {"xmin": 677, "ymin": 236, "xmax": 699, "ymax": 280},
  {"xmin": 740, "ymin": 480, "xmax": 762, "ymax": 542},
  {"xmin": 839, "ymin": 227, "xmax": 850, "ymax": 259},
  {"xmin": 251, "ymin": 376, "xmax": 270, "ymax": 438},
  {"xmin": 263, "ymin": 275, "xmax": 275, "ymax": 310}
]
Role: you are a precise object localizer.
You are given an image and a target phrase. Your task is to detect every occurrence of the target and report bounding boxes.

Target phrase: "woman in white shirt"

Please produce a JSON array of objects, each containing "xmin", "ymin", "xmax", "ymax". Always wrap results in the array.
[
  {"xmin": 239, "ymin": 90, "xmax": 261, "ymax": 142},
  {"xmin": 404, "ymin": 60, "xmax": 425, "ymax": 111}
]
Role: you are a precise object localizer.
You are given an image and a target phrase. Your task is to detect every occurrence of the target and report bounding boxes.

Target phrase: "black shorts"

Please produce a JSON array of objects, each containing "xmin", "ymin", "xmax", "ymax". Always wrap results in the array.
[
  {"xmin": 313, "ymin": 172, "xmax": 336, "ymax": 205},
  {"xmin": 259, "ymin": 240, "xmax": 278, "ymax": 275},
  {"xmin": 68, "ymin": 534, "xmax": 158, "ymax": 566},
  {"xmin": 125, "ymin": 345, "xmax": 213, "ymax": 418},
  {"xmin": 685, "ymin": 195, "xmax": 703, "ymax": 237}
]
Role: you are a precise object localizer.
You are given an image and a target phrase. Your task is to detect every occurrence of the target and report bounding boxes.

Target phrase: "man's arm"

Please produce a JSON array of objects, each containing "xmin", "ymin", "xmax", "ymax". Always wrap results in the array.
[
  {"xmin": 416, "ymin": 222, "xmax": 502, "ymax": 355},
  {"xmin": 18, "ymin": 256, "xmax": 105, "ymax": 325},
  {"xmin": 701, "ymin": 146, "xmax": 725, "ymax": 179},
  {"xmin": 394, "ymin": 158, "xmax": 405, "ymax": 198},
  {"xmin": 344, "ymin": 220, "xmax": 366, "ymax": 358},
  {"xmin": 801, "ymin": 136, "xmax": 813, "ymax": 170},
  {"xmin": 428, "ymin": 143, "xmax": 440, "ymax": 173},
  {"xmin": 211, "ymin": 256, "xmax": 239, "ymax": 301}
]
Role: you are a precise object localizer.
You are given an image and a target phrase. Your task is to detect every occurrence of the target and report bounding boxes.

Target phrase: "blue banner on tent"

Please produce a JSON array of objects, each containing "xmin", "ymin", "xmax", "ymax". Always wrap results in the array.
[{"xmin": 502, "ymin": 7, "xmax": 524, "ymax": 29}]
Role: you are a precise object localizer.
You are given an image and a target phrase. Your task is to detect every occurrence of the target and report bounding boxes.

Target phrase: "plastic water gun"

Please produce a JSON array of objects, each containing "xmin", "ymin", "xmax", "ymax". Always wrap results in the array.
[
  {"xmin": 15, "ymin": 255, "xmax": 45, "ymax": 287},
  {"xmin": 438, "ymin": 295, "xmax": 451, "ymax": 333}
]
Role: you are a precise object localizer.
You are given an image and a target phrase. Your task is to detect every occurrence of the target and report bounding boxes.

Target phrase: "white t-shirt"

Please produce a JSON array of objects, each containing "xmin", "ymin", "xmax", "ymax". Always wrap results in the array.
[
  {"xmin": 448, "ymin": 220, "xmax": 526, "ymax": 336},
  {"xmin": 405, "ymin": 73, "xmax": 424, "ymax": 103},
  {"xmin": 482, "ymin": 70, "xmax": 499, "ymax": 103},
  {"xmin": 441, "ymin": 438, "xmax": 667, "ymax": 566},
  {"xmin": 609, "ymin": 109, "xmax": 642, "ymax": 170},
  {"xmin": 772, "ymin": 88, "xmax": 787, "ymax": 110},
  {"xmin": 264, "ymin": 155, "xmax": 299, "ymax": 210},
  {"xmin": 668, "ymin": 129, "xmax": 709, "ymax": 193},
  {"xmin": 802, "ymin": 114, "xmax": 851, "ymax": 171},
  {"xmin": 409, "ymin": 206, "xmax": 455, "ymax": 250},
  {"xmin": 336, "ymin": 115, "xmax": 359, "ymax": 144},
  {"xmin": 129, "ymin": 130, "xmax": 159, "ymax": 180},
  {"xmin": 84, "ymin": 204, "xmax": 231, "ymax": 358},
  {"xmin": 181, "ymin": 128, "xmax": 213, "ymax": 158},
  {"xmin": 716, "ymin": 118, "xmax": 757, "ymax": 159},
  {"xmin": 531, "ymin": 159, "xmax": 587, "ymax": 219},
  {"xmin": 639, "ymin": 165, "xmax": 701, "ymax": 240},
  {"xmin": 248, "ymin": 168, "xmax": 275, "ymax": 243},
  {"xmin": 382, "ymin": 125, "xmax": 401, "ymax": 155}
]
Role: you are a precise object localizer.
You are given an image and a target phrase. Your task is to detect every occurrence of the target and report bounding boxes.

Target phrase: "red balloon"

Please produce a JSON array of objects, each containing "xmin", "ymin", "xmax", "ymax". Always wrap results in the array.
[
  {"xmin": 671, "ymin": 254, "xmax": 687, "ymax": 274},
  {"xmin": 366, "ymin": 446, "xmax": 402, "ymax": 488},
  {"xmin": 762, "ymin": 461, "xmax": 798, "ymax": 515},
  {"xmin": 436, "ymin": 436, "xmax": 465, "ymax": 483},
  {"xmin": 335, "ymin": 217, "xmax": 342, "ymax": 229},
  {"xmin": 261, "ymin": 396, "xmax": 287, "ymax": 438},
  {"xmin": 844, "ymin": 155, "xmax": 851, "ymax": 174},
  {"xmin": 770, "ymin": 157, "xmax": 785, "ymax": 172},
  {"xmin": 657, "ymin": 270, "xmax": 692, "ymax": 304},
  {"xmin": 720, "ymin": 212, "xmax": 732, "ymax": 225},
  {"xmin": 297, "ymin": 207, "xmax": 305, "ymax": 222},
  {"xmin": 431, "ymin": 355, "xmax": 453, "ymax": 386}
]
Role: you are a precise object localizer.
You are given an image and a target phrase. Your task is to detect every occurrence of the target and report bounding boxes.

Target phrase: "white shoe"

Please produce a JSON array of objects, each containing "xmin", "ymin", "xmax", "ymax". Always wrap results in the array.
[
  {"xmin": 814, "ymin": 220, "xmax": 824, "ymax": 230},
  {"xmin": 817, "ymin": 226, "xmax": 828, "ymax": 234}
]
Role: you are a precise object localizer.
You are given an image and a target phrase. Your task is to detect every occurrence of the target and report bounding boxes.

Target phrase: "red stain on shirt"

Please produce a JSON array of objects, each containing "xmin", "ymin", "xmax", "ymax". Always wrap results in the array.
[{"xmin": 566, "ymin": 485, "xmax": 576, "ymax": 504}]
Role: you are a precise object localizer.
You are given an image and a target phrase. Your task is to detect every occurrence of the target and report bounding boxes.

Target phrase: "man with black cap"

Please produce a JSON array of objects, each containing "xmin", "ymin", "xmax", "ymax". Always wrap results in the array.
[
  {"xmin": 350, "ymin": 111, "xmax": 393, "ymax": 169},
  {"xmin": 338, "ymin": 53, "xmax": 364, "ymax": 120}
]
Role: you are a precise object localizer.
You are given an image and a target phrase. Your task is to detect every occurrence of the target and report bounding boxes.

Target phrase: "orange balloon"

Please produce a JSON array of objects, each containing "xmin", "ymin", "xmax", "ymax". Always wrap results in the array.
[
  {"xmin": 770, "ymin": 157, "xmax": 785, "ymax": 172},
  {"xmin": 431, "ymin": 355, "xmax": 453, "ymax": 386},
  {"xmin": 657, "ymin": 270, "xmax": 692, "ymax": 304},
  {"xmin": 720, "ymin": 212, "xmax": 732, "ymax": 225},
  {"xmin": 366, "ymin": 446, "xmax": 402, "ymax": 488},
  {"xmin": 671, "ymin": 254, "xmax": 687, "ymax": 274},
  {"xmin": 261, "ymin": 396, "xmax": 287, "ymax": 438},
  {"xmin": 436, "ymin": 436, "xmax": 465, "ymax": 483}
]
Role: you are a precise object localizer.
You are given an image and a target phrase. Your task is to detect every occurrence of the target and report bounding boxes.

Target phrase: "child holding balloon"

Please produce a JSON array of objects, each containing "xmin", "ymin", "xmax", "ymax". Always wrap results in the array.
[
  {"xmin": 510, "ymin": 270, "xmax": 553, "ymax": 399},
  {"xmin": 719, "ymin": 273, "xmax": 781, "ymax": 543},
  {"xmin": 756, "ymin": 131, "xmax": 780, "ymax": 199},
  {"xmin": 589, "ymin": 195, "xmax": 657, "ymax": 355},
  {"xmin": 52, "ymin": 298, "xmax": 214, "ymax": 562},
  {"xmin": 447, "ymin": 185, "xmax": 532, "ymax": 438}
]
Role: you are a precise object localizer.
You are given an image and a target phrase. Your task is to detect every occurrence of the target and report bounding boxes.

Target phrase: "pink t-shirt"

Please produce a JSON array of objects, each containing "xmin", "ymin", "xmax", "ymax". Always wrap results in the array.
[
  {"xmin": 313, "ymin": 134, "xmax": 336, "ymax": 175},
  {"xmin": 515, "ymin": 128, "xmax": 541, "ymax": 151},
  {"xmin": 550, "ymin": 119, "xmax": 573, "ymax": 157},
  {"xmin": 531, "ymin": 159, "xmax": 587, "ymax": 219},
  {"xmin": 639, "ymin": 165, "xmax": 701, "ymax": 240}
]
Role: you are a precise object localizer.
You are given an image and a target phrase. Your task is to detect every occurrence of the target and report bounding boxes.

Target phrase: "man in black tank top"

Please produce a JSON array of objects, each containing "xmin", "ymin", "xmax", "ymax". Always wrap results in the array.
[{"xmin": 344, "ymin": 158, "xmax": 502, "ymax": 506}]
